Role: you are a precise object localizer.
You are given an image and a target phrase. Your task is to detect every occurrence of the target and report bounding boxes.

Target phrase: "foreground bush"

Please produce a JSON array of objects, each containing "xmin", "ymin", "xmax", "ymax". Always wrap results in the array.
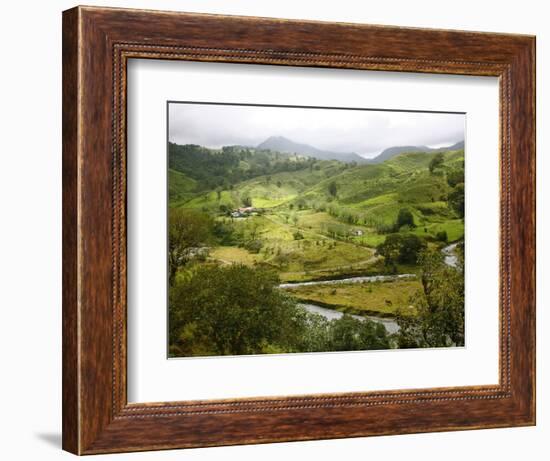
[{"xmin": 169, "ymin": 265, "xmax": 391, "ymax": 357}]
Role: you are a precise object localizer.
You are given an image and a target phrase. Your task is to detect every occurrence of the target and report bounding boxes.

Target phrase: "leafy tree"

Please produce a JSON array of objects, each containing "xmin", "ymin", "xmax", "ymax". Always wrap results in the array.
[
  {"xmin": 213, "ymin": 219, "xmax": 235, "ymax": 245},
  {"xmin": 377, "ymin": 233, "xmax": 426, "ymax": 265},
  {"xmin": 396, "ymin": 208, "xmax": 415, "ymax": 229},
  {"xmin": 436, "ymin": 230, "xmax": 448, "ymax": 242},
  {"xmin": 168, "ymin": 142, "xmax": 311, "ymax": 192},
  {"xmin": 446, "ymin": 168, "xmax": 464, "ymax": 187},
  {"xmin": 328, "ymin": 315, "xmax": 390, "ymax": 351},
  {"xmin": 396, "ymin": 249, "xmax": 464, "ymax": 348},
  {"xmin": 295, "ymin": 312, "xmax": 331, "ymax": 352},
  {"xmin": 448, "ymin": 183, "xmax": 465, "ymax": 218},
  {"xmin": 168, "ymin": 209, "xmax": 214, "ymax": 284},
  {"xmin": 169, "ymin": 265, "xmax": 304, "ymax": 356},
  {"xmin": 244, "ymin": 239, "xmax": 263, "ymax": 253},
  {"xmin": 242, "ymin": 196, "xmax": 253, "ymax": 207},
  {"xmin": 376, "ymin": 234, "xmax": 403, "ymax": 265},
  {"xmin": 429, "ymin": 152, "xmax": 445, "ymax": 173},
  {"xmin": 399, "ymin": 234, "xmax": 427, "ymax": 264},
  {"xmin": 328, "ymin": 181, "xmax": 338, "ymax": 197},
  {"xmin": 247, "ymin": 220, "xmax": 261, "ymax": 241},
  {"xmin": 169, "ymin": 264, "xmax": 393, "ymax": 357},
  {"xmin": 276, "ymin": 180, "xmax": 282, "ymax": 188}
]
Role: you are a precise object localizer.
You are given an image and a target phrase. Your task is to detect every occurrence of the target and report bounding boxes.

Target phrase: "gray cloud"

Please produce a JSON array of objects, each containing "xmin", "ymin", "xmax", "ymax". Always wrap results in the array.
[{"xmin": 168, "ymin": 103, "xmax": 465, "ymax": 159}]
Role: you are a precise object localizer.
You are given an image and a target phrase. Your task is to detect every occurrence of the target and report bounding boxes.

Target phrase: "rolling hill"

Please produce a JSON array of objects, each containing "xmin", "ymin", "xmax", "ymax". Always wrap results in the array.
[
  {"xmin": 169, "ymin": 140, "xmax": 465, "ymax": 250},
  {"xmin": 366, "ymin": 140, "xmax": 464, "ymax": 163}
]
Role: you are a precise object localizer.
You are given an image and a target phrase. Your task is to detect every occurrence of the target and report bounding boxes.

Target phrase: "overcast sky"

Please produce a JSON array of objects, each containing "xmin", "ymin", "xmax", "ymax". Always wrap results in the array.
[{"xmin": 168, "ymin": 103, "xmax": 465, "ymax": 159}]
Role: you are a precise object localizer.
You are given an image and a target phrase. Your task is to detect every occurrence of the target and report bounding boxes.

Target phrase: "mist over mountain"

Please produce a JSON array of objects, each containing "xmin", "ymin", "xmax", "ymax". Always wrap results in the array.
[
  {"xmin": 257, "ymin": 136, "xmax": 367, "ymax": 164},
  {"xmin": 255, "ymin": 136, "xmax": 464, "ymax": 165}
]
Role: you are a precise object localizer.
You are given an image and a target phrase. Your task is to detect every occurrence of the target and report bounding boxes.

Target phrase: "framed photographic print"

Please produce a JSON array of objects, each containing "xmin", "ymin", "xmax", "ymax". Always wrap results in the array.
[{"xmin": 62, "ymin": 6, "xmax": 535, "ymax": 455}]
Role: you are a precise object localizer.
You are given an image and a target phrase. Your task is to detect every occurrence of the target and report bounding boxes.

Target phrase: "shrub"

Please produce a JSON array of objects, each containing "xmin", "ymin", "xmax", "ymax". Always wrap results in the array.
[
  {"xmin": 429, "ymin": 153, "xmax": 445, "ymax": 173},
  {"xmin": 396, "ymin": 208, "xmax": 415, "ymax": 229},
  {"xmin": 244, "ymin": 239, "xmax": 263, "ymax": 253},
  {"xmin": 436, "ymin": 231, "xmax": 448, "ymax": 242},
  {"xmin": 376, "ymin": 233, "xmax": 427, "ymax": 265},
  {"xmin": 449, "ymin": 183, "xmax": 465, "ymax": 218},
  {"xmin": 328, "ymin": 181, "xmax": 338, "ymax": 197},
  {"xmin": 293, "ymin": 231, "xmax": 304, "ymax": 240}
]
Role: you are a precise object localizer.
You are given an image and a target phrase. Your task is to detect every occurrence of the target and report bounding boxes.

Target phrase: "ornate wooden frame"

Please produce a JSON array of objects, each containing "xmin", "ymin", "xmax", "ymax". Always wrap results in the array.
[{"xmin": 62, "ymin": 6, "xmax": 536, "ymax": 455}]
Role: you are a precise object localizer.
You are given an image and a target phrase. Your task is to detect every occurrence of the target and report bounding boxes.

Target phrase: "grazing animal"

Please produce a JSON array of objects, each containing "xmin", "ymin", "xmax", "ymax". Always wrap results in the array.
[{"xmin": 385, "ymin": 299, "xmax": 393, "ymax": 307}]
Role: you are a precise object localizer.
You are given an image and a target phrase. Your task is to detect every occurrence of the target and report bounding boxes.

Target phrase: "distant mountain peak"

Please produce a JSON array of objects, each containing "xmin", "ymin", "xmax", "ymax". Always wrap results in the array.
[{"xmin": 257, "ymin": 136, "xmax": 366, "ymax": 164}]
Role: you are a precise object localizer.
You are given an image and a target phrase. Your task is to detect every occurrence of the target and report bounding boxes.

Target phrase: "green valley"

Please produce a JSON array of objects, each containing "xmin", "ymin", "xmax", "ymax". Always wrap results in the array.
[{"xmin": 167, "ymin": 140, "xmax": 465, "ymax": 356}]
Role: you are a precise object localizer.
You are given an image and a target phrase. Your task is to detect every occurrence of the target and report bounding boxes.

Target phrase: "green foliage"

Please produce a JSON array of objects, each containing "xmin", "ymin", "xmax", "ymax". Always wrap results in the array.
[
  {"xmin": 399, "ymin": 234, "xmax": 427, "ymax": 263},
  {"xmin": 436, "ymin": 230, "xmax": 448, "ymax": 242},
  {"xmin": 293, "ymin": 231, "xmax": 304, "ymax": 240},
  {"xmin": 328, "ymin": 181, "xmax": 338, "ymax": 197},
  {"xmin": 168, "ymin": 169, "xmax": 197, "ymax": 204},
  {"xmin": 167, "ymin": 141, "xmax": 465, "ymax": 355},
  {"xmin": 168, "ymin": 209, "xmax": 214, "ymax": 284},
  {"xmin": 328, "ymin": 315, "xmax": 390, "ymax": 351},
  {"xmin": 396, "ymin": 208, "xmax": 415, "ymax": 229},
  {"xmin": 448, "ymin": 183, "xmax": 465, "ymax": 218},
  {"xmin": 376, "ymin": 234, "xmax": 402, "ymax": 265},
  {"xmin": 285, "ymin": 279, "xmax": 422, "ymax": 317},
  {"xmin": 446, "ymin": 168, "xmax": 464, "ymax": 187},
  {"xmin": 244, "ymin": 239, "xmax": 263, "ymax": 253},
  {"xmin": 213, "ymin": 220, "xmax": 235, "ymax": 245},
  {"xmin": 429, "ymin": 152, "xmax": 445, "ymax": 173},
  {"xmin": 396, "ymin": 249, "xmax": 464, "ymax": 348},
  {"xmin": 169, "ymin": 265, "xmax": 302, "ymax": 356},
  {"xmin": 296, "ymin": 312, "xmax": 391, "ymax": 353},
  {"xmin": 376, "ymin": 233, "xmax": 427, "ymax": 265},
  {"xmin": 168, "ymin": 143, "xmax": 314, "ymax": 192},
  {"xmin": 169, "ymin": 265, "xmax": 391, "ymax": 357}
]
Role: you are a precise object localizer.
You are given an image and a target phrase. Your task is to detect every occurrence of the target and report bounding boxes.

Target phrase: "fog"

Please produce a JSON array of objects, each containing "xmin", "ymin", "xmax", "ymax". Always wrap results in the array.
[{"xmin": 169, "ymin": 102, "xmax": 465, "ymax": 158}]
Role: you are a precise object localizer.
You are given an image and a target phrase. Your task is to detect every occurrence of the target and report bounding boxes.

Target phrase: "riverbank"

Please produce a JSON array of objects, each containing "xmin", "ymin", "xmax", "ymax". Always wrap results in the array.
[
  {"xmin": 279, "ymin": 273, "xmax": 415, "ymax": 289},
  {"xmin": 282, "ymin": 276, "xmax": 421, "ymax": 318},
  {"xmin": 296, "ymin": 298, "xmax": 406, "ymax": 319},
  {"xmin": 299, "ymin": 303, "xmax": 400, "ymax": 334}
]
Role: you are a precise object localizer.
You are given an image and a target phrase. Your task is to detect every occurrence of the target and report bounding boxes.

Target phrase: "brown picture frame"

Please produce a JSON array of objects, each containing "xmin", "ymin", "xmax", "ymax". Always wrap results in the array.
[{"xmin": 62, "ymin": 5, "xmax": 536, "ymax": 455}]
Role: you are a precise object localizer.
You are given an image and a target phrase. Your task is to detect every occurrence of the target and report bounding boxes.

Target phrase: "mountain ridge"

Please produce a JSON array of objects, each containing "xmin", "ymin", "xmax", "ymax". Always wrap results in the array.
[
  {"xmin": 256, "ymin": 135, "xmax": 464, "ymax": 165},
  {"xmin": 366, "ymin": 140, "xmax": 464, "ymax": 163},
  {"xmin": 257, "ymin": 135, "xmax": 367, "ymax": 164}
]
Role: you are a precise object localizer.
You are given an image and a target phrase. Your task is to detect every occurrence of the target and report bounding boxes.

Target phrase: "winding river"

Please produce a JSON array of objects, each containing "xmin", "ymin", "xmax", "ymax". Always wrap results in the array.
[
  {"xmin": 442, "ymin": 242, "xmax": 460, "ymax": 268},
  {"xmin": 283, "ymin": 242, "xmax": 461, "ymax": 335},
  {"xmin": 279, "ymin": 273, "xmax": 415, "ymax": 289},
  {"xmin": 280, "ymin": 274, "xmax": 411, "ymax": 334},
  {"xmin": 300, "ymin": 303, "xmax": 400, "ymax": 334}
]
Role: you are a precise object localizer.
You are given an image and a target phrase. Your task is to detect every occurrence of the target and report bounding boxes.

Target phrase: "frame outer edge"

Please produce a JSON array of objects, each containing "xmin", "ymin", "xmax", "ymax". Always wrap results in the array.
[
  {"xmin": 513, "ymin": 36, "xmax": 536, "ymax": 424},
  {"xmin": 63, "ymin": 6, "xmax": 536, "ymax": 454},
  {"xmin": 62, "ymin": 6, "xmax": 81, "ymax": 455},
  {"xmin": 498, "ymin": 37, "xmax": 535, "ymax": 424}
]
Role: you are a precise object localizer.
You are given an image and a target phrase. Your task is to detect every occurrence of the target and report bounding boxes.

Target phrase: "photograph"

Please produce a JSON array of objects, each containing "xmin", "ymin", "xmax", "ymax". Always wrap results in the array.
[{"xmin": 167, "ymin": 102, "xmax": 466, "ymax": 358}]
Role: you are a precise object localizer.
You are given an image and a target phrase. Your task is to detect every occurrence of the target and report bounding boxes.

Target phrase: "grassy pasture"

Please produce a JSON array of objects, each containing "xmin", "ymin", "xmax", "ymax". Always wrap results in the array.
[{"xmin": 284, "ymin": 279, "xmax": 423, "ymax": 317}]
